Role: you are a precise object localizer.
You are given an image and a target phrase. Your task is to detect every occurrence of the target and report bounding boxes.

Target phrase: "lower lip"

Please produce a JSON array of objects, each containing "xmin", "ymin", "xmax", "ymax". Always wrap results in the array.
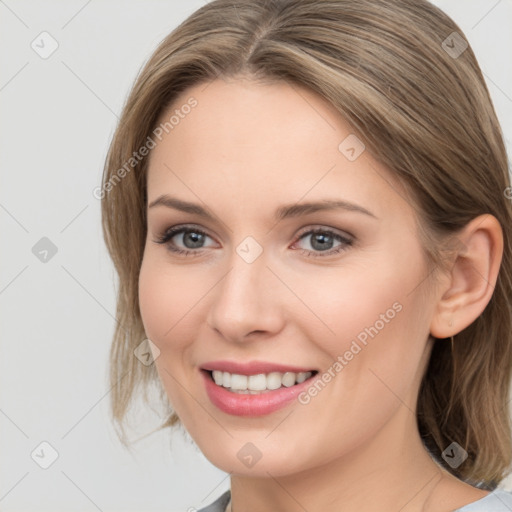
[{"xmin": 200, "ymin": 370, "xmax": 317, "ymax": 416}]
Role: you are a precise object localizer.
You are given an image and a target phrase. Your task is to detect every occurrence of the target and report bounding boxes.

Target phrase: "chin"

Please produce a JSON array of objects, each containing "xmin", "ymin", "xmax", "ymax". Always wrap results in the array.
[{"xmin": 193, "ymin": 436, "xmax": 318, "ymax": 478}]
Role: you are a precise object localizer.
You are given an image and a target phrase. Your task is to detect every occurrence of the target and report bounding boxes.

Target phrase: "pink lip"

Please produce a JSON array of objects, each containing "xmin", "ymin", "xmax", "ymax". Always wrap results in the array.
[
  {"xmin": 200, "ymin": 368, "xmax": 318, "ymax": 417},
  {"xmin": 200, "ymin": 360, "xmax": 317, "ymax": 375}
]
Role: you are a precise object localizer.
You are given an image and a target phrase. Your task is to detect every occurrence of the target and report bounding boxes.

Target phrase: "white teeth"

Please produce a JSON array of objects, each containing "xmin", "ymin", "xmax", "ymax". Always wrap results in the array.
[
  {"xmin": 248, "ymin": 374, "xmax": 267, "ymax": 391},
  {"xmin": 210, "ymin": 370, "xmax": 314, "ymax": 392},
  {"xmin": 230, "ymin": 374, "xmax": 247, "ymax": 390},
  {"xmin": 296, "ymin": 372, "xmax": 309, "ymax": 383},
  {"xmin": 222, "ymin": 371, "xmax": 231, "ymax": 388},
  {"xmin": 282, "ymin": 372, "xmax": 296, "ymax": 387},
  {"xmin": 267, "ymin": 372, "xmax": 282, "ymax": 390}
]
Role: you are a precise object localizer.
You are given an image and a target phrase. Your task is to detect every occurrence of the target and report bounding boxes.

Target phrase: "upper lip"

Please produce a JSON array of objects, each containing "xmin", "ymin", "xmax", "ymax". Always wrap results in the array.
[{"xmin": 200, "ymin": 360, "xmax": 318, "ymax": 375}]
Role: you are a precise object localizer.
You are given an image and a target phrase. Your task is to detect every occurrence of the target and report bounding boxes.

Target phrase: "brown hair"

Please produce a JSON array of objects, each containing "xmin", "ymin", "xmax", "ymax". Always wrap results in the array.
[{"xmin": 100, "ymin": 0, "xmax": 512, "ymax": 489}]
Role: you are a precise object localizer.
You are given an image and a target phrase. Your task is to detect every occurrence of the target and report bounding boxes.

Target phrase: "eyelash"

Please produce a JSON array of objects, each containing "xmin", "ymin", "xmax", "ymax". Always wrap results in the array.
[{"xmin": 153, "ymin": 225, "xmax": 354, "ymax": 259}]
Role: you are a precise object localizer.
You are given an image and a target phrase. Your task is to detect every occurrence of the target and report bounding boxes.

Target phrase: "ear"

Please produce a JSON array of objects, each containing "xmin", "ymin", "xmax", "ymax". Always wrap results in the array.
[{"xmin": 429, "ymin": 214, "xmax": 503, "ymax": 339}]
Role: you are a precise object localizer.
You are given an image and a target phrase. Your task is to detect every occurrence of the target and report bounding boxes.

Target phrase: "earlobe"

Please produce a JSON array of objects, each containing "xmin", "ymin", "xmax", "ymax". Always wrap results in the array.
[{"xmin": 429, "ymin": 214, "xmax": 503, "ymax": 339}]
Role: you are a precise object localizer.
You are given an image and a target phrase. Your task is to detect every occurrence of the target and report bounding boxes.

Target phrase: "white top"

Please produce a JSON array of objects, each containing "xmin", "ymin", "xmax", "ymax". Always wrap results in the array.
[{"xmin": 197, "ymin": 488, "xmax": 512, "ymax": 512}]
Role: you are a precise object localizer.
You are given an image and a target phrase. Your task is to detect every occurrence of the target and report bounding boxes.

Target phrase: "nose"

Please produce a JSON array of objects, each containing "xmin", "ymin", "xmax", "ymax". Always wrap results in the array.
[{"xmin": 206, "ymin": 245, "xmax": 285, "ymax": 343}]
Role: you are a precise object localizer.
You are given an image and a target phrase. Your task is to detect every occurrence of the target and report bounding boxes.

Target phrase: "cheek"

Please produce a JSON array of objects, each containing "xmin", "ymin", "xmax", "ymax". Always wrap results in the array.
[
  {"xmin": 290, "ymin": 253, "xmax": 429, "ymax": 387},
  {"xmin": 138, "ymin": 255, "xmax": 195, "ymax": 347},
  {"xmin": 138, "ymin": 256, "xmax": 199, "ymax": 411},
  {"xmin": 138, "ymin": 252, "xmax": 222, "ymax": 362},
  {"xmin": 138, "ymin": 259, "xmax": 166, "ymax": 340},
  {"xmin": 288, "ymin": 264, "xmax": 406, "ymax": 352}
]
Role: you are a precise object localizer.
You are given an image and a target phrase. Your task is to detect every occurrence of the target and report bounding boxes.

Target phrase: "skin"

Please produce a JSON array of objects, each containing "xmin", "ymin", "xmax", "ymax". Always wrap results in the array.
[{"xmin": 138, "ymin": 76, "xmax": 503, "ymax": 512}]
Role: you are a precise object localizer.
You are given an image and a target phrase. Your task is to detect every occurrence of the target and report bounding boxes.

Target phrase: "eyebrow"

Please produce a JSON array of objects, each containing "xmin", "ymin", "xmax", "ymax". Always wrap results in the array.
[{"xmin": 148, "ymin": 195, "xmax": 378, "ymax": 221}]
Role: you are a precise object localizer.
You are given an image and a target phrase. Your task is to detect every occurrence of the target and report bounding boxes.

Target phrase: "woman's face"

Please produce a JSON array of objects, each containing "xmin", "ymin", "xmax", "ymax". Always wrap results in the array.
[{"xmin": 139, "ymin": 77, "xmax": 439, "ymax": 476}]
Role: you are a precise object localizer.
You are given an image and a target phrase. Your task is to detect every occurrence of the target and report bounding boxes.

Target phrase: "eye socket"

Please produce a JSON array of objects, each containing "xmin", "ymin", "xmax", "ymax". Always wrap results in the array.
[
  {"xmin": 152, "ymin": 225, "xmax": 354, "ymax": 258},
  {"xmin": 291, "ymin": 227, "xmax": 353, "ymax": 258},
  {"xmin": 153, "ymin": 225, "xmax": 216, "ymax": 257}
]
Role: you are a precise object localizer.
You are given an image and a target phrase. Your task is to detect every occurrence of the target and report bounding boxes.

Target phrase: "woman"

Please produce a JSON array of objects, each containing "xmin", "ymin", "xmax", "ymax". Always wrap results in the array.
[{"xmin": 100, "ymin": 0, "xmax": 512, "ymax": 510}]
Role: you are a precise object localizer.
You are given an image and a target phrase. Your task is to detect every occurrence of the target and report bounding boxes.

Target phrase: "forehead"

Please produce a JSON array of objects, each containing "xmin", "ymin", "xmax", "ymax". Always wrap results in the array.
[{"xmin": 146, "ymin": 78, "xmax": 411, "ymax": 225}]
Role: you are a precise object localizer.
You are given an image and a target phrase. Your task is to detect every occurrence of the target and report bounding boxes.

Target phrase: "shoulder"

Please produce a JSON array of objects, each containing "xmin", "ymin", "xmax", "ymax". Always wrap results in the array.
[
  {"xmin": 455, "ymin": 489, "xmax": 512, "ymax": 511},
  {"xmin": 195, "ymin": 490, "xmax": 231, "ymax": 512}
]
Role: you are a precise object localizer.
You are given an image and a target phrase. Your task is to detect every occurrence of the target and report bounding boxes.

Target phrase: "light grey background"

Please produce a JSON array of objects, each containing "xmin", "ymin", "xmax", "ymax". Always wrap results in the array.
[{"xmin": 1, "ymin": 1, "xmax": 511, "ymax": 511}]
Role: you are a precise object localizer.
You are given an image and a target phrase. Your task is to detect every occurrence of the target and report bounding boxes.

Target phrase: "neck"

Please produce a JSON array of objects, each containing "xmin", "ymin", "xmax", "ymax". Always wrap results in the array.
[{"xmin": 229, "ymin": 404, "xmax": 449, "ymax": 512}]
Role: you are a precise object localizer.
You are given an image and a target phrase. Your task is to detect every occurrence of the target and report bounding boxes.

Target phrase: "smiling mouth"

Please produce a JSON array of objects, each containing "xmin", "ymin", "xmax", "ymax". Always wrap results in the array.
[{"xmin": 204, "ymin": 369, "xmax": 319, "ymax": 394}]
